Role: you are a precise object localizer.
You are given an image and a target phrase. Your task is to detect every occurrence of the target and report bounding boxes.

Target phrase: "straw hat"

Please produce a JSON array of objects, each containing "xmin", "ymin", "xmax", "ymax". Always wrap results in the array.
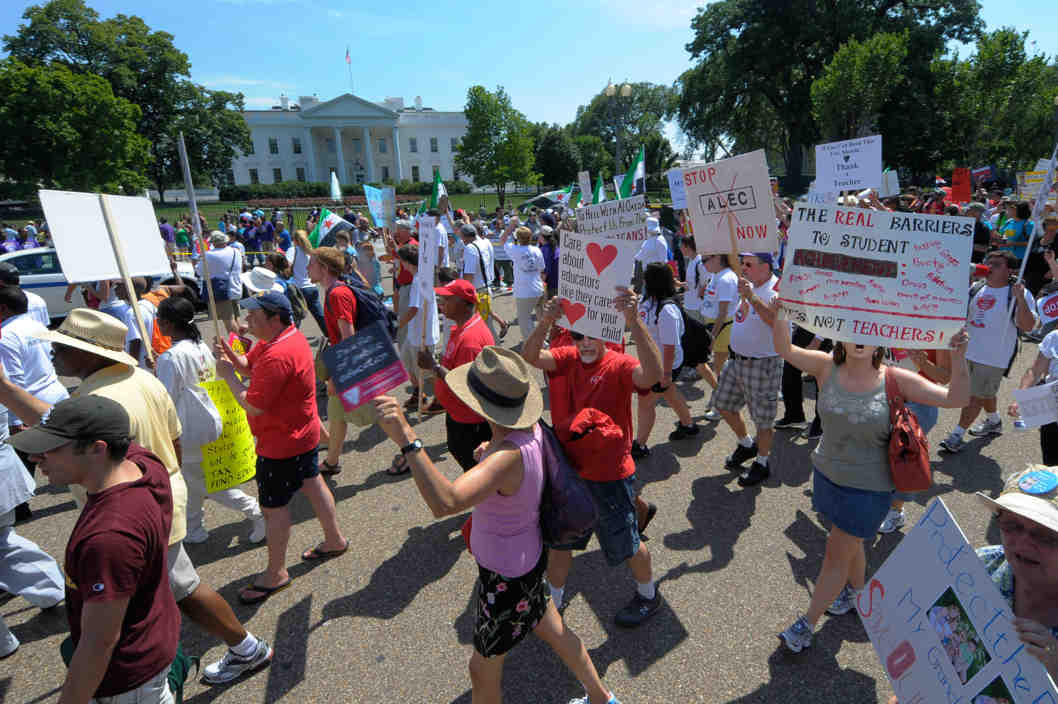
[
  {"xmin": 976, "ymin": 467, "xmax": 1058, "ymax": 534},
  {"xmin": 32, "ymin": 308, "xmax": 138, "ymax": 367},
  {"xmin": 240, "ymin": 266, "xmax": 283, "ymax": 294},
  {"xmin": 444, "ymin": 347, "xmax": 542, "ymax": 430}
]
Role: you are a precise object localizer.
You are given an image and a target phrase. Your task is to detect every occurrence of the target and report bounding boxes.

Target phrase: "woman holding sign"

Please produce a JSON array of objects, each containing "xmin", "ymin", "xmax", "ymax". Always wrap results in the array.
[{"xmin": 769, "ymin": 310, "xmax": 970, "ymax": 653}]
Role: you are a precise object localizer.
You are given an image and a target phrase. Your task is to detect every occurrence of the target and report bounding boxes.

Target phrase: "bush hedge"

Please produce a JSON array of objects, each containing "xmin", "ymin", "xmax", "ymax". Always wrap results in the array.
[{"xmin": 221, "ymin": 178, "xmax": 473, "ymax": 201}]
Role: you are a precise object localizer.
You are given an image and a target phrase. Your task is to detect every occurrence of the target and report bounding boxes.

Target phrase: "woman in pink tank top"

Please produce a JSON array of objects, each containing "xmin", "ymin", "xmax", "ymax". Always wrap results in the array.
[{"xmin": 374, "ymin": 347, "xmax": 621, "ymax": 704}]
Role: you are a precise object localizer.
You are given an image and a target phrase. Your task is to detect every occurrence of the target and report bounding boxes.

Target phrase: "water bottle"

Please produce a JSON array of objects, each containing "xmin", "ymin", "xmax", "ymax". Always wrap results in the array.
[{"xmin": 1013, "ymin": 419, "xmax": 1027, "ymax": 431}]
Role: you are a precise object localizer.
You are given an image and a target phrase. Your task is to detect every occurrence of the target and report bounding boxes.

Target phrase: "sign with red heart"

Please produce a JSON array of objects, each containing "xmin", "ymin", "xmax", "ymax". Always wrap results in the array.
[{"xmin": 585, "ymin": 243, "xmax": 618, "ymax": 275}]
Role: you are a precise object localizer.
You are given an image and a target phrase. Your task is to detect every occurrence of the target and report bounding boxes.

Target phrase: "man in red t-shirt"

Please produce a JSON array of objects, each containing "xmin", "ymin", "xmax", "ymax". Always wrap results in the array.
[
  {"xmin": 12, "ymin": 396, "xmax": 179, "ymax": 703},
  {"xmin": 523, "ymin": 288, "xmax": 667, "ymax": 628},
  {"xmin": 216, "ymin": 291, "xmax": 348, "ymax": 605},
  {"xmin": 419, "ymin": 279, "xmax": 495, "ymax": 471}
]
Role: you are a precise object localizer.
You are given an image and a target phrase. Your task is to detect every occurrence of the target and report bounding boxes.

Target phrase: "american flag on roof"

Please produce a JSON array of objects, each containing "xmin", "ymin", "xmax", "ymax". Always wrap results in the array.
[{"xmin": 345, "ymin": 46, "xmax": 351, "ymax": 65}]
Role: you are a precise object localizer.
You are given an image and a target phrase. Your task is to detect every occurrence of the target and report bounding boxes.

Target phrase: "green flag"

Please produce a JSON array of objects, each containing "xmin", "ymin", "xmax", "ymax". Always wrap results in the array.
[
  {"xmin": 429, "ymin": 171, "xmax": 447, "ymax": 209},
  {"xmin": 619, "ymin": 145, "xmax": 646, "ymax": 198},
  {"xmin": 308, "ymin": 208, "xmax": 353, "ymax": 247},
  {"xmin": 593, "ymin": 174, "xmax": 607, "ymax": 204}
]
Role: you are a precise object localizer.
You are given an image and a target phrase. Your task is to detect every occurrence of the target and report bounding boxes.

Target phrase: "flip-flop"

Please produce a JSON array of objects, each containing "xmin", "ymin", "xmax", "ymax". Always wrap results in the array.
[
  {"xmin": 238, "ymin": 579, "xmax": 292, "ymax": 605},
  {"xmin": 387, "ymin": 454, "xmax": 411, "ymax": 476},
  {"xmin": 302, "ymin": 539, "xmax": 350, "ymax": 561},
  {"xmin": 320, "ymin": 459, "xmax": 342, "ymax": 476}
]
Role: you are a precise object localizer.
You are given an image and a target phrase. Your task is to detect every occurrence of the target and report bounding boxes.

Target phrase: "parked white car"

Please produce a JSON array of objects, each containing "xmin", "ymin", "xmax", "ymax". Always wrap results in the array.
[{"xmin": 0, "ymin": 247, "xmax": 200, "ymax": 324}]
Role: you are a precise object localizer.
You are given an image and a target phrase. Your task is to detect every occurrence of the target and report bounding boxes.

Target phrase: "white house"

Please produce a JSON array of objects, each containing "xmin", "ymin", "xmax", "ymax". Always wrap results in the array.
[{"xmin": 229, "ymin": 94, "xmax": 469, "ymax": 187}]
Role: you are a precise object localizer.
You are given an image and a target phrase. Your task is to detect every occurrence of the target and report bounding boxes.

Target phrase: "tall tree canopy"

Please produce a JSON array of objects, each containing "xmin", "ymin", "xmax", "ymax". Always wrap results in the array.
[
  {"xmin": 571, "ymin": 83, "xmax": 677, "ymax": 174},
  {"xmin": 534, "ymin": 125, "xmax": 580, "ymax": 188}
]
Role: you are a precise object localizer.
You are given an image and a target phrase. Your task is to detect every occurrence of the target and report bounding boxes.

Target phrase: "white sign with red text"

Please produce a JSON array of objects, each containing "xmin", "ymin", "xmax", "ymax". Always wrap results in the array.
[
  {"xmin": 681, "ymin": 150, "xmax": 777, "ymax": 255},
  {"xmin": 777, "ymin": 203, "xmax": 973, "ymax": 348}
]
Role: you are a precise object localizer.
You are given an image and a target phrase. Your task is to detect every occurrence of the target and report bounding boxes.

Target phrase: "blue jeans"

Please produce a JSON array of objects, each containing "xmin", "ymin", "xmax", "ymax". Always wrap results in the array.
[
  {"xmin": 300, "ymin": 285, "xmax": 326, "ymax": 333},
  {"xmin": 550, "ymin": 475, "xmax": 639, "ymax": 566}
]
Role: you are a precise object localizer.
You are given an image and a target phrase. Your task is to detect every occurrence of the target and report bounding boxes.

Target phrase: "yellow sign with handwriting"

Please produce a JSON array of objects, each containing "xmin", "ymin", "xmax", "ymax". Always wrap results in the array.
[{"xmin": 199, "ymin": 379, "xmax": 257, "ymax": 493}]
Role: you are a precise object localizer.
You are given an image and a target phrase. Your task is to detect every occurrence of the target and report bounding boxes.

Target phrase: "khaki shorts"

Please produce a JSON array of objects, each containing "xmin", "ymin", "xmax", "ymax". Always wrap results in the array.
[
  {"xmin": 968, "ymin": 359, "xmax": 1005, "ymax": 399},
  {"xmin": 708, "ymin": 319, "xmax": 733, "ymax": 355},
  {"xmin": 166, "ymin": 542, "xmax": 201, "ymax": 602},
  {"xmin": 214, "ymin": 298, "xmax": 239, "ymax": 321},
  {"xmin": 327, "ymin": 392, "xmax": 378, "ymax": 427}
]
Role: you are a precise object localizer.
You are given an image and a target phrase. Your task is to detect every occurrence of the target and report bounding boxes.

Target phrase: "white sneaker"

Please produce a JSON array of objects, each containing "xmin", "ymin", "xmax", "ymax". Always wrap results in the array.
[
  {"xmin": 704, "ymin": 408, "xmax": 722, "ymax": 421},
  {"xmin": 248, "ymin": 516, "xmax": 267, "ymax": 544},
  {"xmin": 184, "ymin": 525, "xmax": 209, "ymax": 544},
  {"xmin": 202, "ymin": 638, "xmax": 273, "ymax": 684},
  {"xmin": 877, "ymin": 508, "xmax": 906, "ymax": 534},
  {"xmin": 968, "ymin": 418, "xmax": 1003, "ymax": 437}
]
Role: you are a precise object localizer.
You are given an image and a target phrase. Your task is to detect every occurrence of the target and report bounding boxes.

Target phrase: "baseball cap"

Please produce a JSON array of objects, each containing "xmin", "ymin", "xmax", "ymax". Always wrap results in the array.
[
  {"xmin": 435, "ymin": 279, "xmax": 478, "ymax": 304},
  {"xmin": 459, "ymin": 223, "xmax": 478, "ymax": 239},
  {"xmin": 741, "ymin": 251, "xmax": 774, "ymax": 268},
  {"xmin": 0, "ymin": 262, "xmax": 20, "ymax": 285},
  {"xmin": 976, "ymin": 467, "xmax": 1058, "ymax": 534},
  {"xmin": 8, "ymin": 396, "xmax": 130, "ymax": 455},
  {"xmin": 240, "ymin": 289, "xmax": 292, "ymax": 314}
]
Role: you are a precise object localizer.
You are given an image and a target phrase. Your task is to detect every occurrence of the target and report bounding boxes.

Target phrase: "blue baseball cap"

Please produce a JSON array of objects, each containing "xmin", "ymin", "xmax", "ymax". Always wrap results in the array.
[
  {"xmin": 740, "ymin": 251, "xmax": 774, "ymax": 268},
  {"xmin": 240, "ymin": 290, "xmax": 291, "ymax": 314}
]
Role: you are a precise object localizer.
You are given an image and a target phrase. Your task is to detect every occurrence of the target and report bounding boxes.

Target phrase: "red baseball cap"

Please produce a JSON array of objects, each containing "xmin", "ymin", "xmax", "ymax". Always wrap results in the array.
[{"xmin": 435, "ymin": 279, "xmax": 478, "ymax": 304}]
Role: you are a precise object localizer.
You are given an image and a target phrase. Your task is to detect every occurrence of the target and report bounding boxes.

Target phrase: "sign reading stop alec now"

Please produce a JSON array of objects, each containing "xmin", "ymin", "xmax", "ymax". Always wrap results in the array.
[{"xmin": 681, "ymin": 150, "xmax": 778, "ymax": 255}]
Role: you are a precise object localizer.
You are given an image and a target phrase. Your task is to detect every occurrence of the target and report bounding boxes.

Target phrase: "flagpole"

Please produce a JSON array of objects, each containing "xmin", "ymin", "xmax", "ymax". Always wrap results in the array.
[{"xmin": 345, "ymin": 45, "xmax": 353, "ymax": 93}]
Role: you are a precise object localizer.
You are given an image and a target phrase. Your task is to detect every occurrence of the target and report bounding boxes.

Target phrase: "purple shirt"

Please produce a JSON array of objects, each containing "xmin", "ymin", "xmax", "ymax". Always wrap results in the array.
[
  {"xmin": 159, "ymin": 223, "xmax": 175, "ymax": 243},
  {"xmin": 541, "ymin": 242, "xmax": 559, "ymax": 289},
  {"xmin": 257, "ymin": 221, "xmax": 275, "ymax": 243}
]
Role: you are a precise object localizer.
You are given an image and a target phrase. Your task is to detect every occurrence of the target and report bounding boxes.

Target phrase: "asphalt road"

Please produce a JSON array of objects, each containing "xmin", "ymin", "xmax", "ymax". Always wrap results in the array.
[{"xmin": 2, "ymin": 286, "xmax": 1041, "ymax": 704}]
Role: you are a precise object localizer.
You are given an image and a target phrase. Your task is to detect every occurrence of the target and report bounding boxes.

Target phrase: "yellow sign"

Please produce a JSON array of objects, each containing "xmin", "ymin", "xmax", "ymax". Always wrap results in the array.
[{"xmin": 199, "ymin": 379, "xmax": 257, "ymax": 493}]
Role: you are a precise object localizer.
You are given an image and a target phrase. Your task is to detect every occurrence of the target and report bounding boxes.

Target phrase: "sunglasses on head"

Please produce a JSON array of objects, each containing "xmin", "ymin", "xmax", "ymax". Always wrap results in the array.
[{"xmin": 569, "ymin": 331, "xmax": 585, "ymax": 341}]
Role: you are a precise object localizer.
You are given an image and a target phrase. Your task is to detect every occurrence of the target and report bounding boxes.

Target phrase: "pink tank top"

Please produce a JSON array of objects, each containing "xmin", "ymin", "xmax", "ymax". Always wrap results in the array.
[{"xmin": 471, "ymin": 424, "xmax": 545, "ymax": 578}]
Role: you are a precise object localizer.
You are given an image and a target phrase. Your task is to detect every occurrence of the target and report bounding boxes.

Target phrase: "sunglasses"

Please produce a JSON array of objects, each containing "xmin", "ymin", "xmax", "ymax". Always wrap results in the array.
[
  {"xmin": 569, "ymin": 331, "xmax": 585, "ymax": 341},
  {"xmin": 998, "ymin": 517, "xmax": 1058, "ymax": 549}
]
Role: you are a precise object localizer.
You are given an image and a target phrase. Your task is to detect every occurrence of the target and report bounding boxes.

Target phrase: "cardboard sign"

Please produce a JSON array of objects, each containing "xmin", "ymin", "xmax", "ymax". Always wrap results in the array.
[
  {"xmin": 199, "ymin": 379, "xmax": 257, "ymax": 493},
  {"xmin": 880, "ymin": 169, "xmax": 901, "ymax": 198},
  {"xmin": 1012, "ymin": 381, "xmax": 1058, "ymax": 429},
  {"xmin": 777, "ymin": 203, "xmax": 973, "ymax": 348},
  {"xmin": 364, "ymin": 184, "xmax": 386, "ymax": 227},
  {"xmin": 682, "ymin": 150, "xmax": 777, "ymax": 254},
  {"xmin": 577, "ymin": 171, "xmax": 593, "ymax": 207},
  {"xmin": 320, "ymin": 319, "xmax": 408, "ymax": 410},
  {"xmin": 417, "ymin": 215, "xmax": 438, "ymax": 277},
  {"xmin": 558, "ymin": 195, "xmax": 645, "ymax": 343},
  {"xmin": 814, "ymin": 135, "xmax": 883, "ymax": 191},
  {"xmin": 859, "ymin": 498, "xmax": 1058, "ymax": 704},
  {"xmin": 39, "ymin": 190, "xmax": 174, "ymax": 283},
  {"xmin": 952, "ymin": 168, "xmax": 972, "ymax": 203},
  {"xmin": 666, "ymin": 169, "xmax": 688, "ymax": 209}
]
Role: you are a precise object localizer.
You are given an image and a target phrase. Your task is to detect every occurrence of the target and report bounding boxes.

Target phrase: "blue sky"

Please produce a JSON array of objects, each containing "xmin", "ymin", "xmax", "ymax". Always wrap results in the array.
[{"xmin": 2, "ymin": 0, "xmax": 1056, "ymax": 150}]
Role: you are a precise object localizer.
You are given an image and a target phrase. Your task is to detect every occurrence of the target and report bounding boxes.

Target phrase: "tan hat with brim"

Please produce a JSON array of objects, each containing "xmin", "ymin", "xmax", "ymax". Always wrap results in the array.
[
  {"xmin": 976, "ymin": 466, "xmax": 1058, "ymax": 534},
  {"xmin": 444, "ymin": 346, "xmax": 542, "ymax": 430},
  {"xmin": 32, "ymin": 308, "xmax": 138, "ymax": 368}
]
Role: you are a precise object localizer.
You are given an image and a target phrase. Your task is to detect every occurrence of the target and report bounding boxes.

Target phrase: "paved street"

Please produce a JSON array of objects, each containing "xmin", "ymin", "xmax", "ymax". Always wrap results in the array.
[{"xmin": 3, "ymin": 288, "xmax": 1039, "ymax": 704}]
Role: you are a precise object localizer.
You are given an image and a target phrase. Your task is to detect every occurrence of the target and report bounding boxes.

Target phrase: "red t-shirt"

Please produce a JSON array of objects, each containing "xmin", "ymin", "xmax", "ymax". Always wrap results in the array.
[
  {"xmin": 323, "ymin": 283, "xmax": 358, "ymax": 345},
  {"xmin": 548, "ymin": 347, "xmax": 640, "ymax": 482},
  {"xmin": 65, "ymin": 444, "xmax": 179, "ymax": 697},
  {"xmin": 395, "ymin": 237, "xmax": 419, "ymax": 286},
  {"xmin": 246, "ymin": 325, "xmax": 321, "ymax": 458},
  {"xmin": 435, "ymin": 314, "xmax": 495, "ymax": 423}
]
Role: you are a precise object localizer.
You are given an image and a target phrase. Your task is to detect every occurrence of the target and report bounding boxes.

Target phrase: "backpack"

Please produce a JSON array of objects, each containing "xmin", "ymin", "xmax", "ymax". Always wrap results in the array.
[
  {"xmin": 657, "ymin": 298, "xmax": 713, "ymax": 376},
  {"xmin": 968, "ymin": 279, "xmax": 1019, "ymax": 376},
  {"xmin": 284, "ymin": 283, "xmax": 308, "ymax": 328},
  {"xmin": 884, "ymin": 366, "xmax": 932, "ymax": 492},
  {"xmin": 537, "ymin": 420, "xmax": 599, "ymax": 546},
  {"xmin": 325, "ymin": 275, "xmax": 397, "ymax": 340}
]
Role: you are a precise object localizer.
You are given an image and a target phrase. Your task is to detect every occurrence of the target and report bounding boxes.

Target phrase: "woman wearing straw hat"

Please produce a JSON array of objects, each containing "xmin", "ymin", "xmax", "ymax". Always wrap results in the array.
[{"xmin": 373, "ymin": 347, "xmax": 621, "ymax": 704}]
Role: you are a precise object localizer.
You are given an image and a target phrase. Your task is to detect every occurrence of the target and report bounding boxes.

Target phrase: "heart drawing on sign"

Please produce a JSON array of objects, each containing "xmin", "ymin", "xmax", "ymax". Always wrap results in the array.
[
  {"xmin": 585, "ymin": 243, "xmax": 618, "ymax": 275},
  {"xmin": 843, "ymin": 154, "xmax": 851, "ymax": 163},
  {"xmin": 560, "ymin": 298, "xmax": 587, "ymax": 324}
]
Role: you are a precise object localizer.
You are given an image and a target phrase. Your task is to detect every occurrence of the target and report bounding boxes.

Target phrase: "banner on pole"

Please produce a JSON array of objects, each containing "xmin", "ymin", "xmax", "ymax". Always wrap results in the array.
[
  {"xmin": 681, "ymin": 150, "xmax": 777, "ymax": 254},
  {"xmin": 777, "ymin": 203, "xmax": 973, "ymax": 348},
  {"xmin": 557, "ymin": 195, "xmax": 645, "ymax": 343},
  {"xmin": 814, "ymin": 135, "xmax": 883, "ymax": 192},
  {"xmin": 199, "ymin": 379, "xmax": 257, "ymax": 493},
  {"xmin": 364, "ymin": 184, "xmax": 386, "ymax": 227},
  {"xmin": 666, "ymin": 169, "xmax": 687, "ymax": 209},
  {"xmin": 951, "ymin": 168, "xmax": 972, "ymax": 203}
]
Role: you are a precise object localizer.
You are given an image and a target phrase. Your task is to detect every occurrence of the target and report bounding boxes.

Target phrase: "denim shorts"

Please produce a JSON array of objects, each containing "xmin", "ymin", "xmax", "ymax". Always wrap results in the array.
[
  {"xmin": 812, "ymin": 468, "xmax": 892, "ymax": 539},
  {"xmin": 256, "ymin": 449, "xmax": 319, "ymax": 509},
  {"xmin": 549, "ymin": 475, "xmax": 639, "ymax": 566}
]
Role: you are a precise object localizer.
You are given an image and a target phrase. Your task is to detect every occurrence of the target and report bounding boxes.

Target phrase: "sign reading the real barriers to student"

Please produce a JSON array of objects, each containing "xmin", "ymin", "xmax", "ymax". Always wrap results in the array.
[
  {"xmin": 858, "ymin": 498, "xmax": 1058, "ymax": 704},
  {"xmin": 814, "ymin": 135, "xmax": 883, "ymax": 192},
  {"xmin": 199, "ymin": 379, "xmax": 257, "ymax": 493},
  {"xmin": 558, "ymin": 195, "xmax": 645, "ymax": 343},
  {"xmin": 681, "ymin": 150, "xmax": 777, "ymax": 255},
  {"xmin": 778, "ymin": 203, "xmax": 973, "ymax": 348}
]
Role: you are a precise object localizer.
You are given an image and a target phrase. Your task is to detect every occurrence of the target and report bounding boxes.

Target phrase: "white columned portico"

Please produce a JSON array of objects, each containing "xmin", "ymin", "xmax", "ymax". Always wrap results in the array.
[
  {"xmin": 391, "ymin": 125, "xmax": 402, "ymax": 181},
  {"xmin": 333, "ymin": 126, "xmax": 346, "ymax": 182},
  {"xmin": 303, "ymin": 127, "xmax": 317, "ymax": 181},
  {"xmin": 362, "ymin": 127, "xmax": 375, "ymax": 183}
]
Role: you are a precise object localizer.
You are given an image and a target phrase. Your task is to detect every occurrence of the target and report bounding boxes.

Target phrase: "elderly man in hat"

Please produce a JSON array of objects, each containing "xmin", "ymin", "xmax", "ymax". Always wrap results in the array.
[
  {"xmin": 714, "ymin": 252, "xmax": 782, "ymax": 488},
  {"xmin": 0, "ymin": 308, "xmax": 274, "ymax": 684},
  {"xmin": 196, "ymin": 231, "xmax": 244, "ymax": 335}
]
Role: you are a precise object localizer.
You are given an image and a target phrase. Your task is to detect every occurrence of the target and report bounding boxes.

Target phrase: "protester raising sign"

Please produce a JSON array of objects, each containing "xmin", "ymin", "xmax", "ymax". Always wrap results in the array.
[
  {"xmin": 558, "ymin": 195, "xmax": 645, "ymax": 343},
  {"xmin": 815, "ymin": 135, "xmax": 883, "ymax": 192},
  {"xmin": 778, "ymin": 203, "xmax": 973, "ymax": 348},
  {"xmin": 681, "ymin": 150, "xmax": 777, "ymax": 255},
  {"xmin": 858, "ymin": 498, "xmax": 1058, "ymax": 704},
  {"xmin": 666, "ymin": 168, "xmax": 688, "ymax": 210}
]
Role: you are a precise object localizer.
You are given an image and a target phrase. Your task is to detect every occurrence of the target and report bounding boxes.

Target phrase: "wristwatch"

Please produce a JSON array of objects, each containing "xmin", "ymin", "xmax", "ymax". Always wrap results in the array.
[{"xmin": 400, "ymin": 438, "xmax": 424, "ymax": 456}]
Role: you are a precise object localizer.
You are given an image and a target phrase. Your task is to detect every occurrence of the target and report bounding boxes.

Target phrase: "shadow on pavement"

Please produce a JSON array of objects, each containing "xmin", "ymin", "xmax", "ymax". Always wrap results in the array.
[
  {"xmin": 723, "ymin": 637, "xmax": 878, "ymax": 703},
  {"xmin": 6, "ymin": 603, "xmax": 68, "ymax": 648},
  {"xmin": 662, "ymin": 473, "xmax": 761, "ymax": 576}
]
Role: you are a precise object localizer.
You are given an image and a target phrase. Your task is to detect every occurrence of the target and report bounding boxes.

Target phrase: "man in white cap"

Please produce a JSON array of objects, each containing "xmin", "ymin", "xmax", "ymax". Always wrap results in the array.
[
  {"xmin": 633, "ymin": 216, "xmax": 669, "ymax": 292},
  {"xmin": 197, "ymin": 231, "xmax": 244, "ymax": 335},
  {"xmin": 0, "ymin": 308, "xmax": 274, "ymax": 684}
]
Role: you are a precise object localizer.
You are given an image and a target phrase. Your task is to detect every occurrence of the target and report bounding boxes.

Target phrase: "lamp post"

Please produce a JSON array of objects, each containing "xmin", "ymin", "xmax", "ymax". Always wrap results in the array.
[{"xmin": 605, "ymin": 79, "xmax": 633, "ymax": 178}]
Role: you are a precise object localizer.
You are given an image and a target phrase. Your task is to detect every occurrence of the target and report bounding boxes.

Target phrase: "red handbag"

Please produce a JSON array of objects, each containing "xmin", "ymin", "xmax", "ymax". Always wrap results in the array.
[{"xmin": 884, "ymin": 366, "xmax": 932, "ymax": 492}]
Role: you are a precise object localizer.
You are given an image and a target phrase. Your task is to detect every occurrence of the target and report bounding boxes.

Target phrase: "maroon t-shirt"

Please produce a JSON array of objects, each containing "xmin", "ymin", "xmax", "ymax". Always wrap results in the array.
[{"xmin": 65, "ymin": 443, "xmax": 180, "ymax": 697}]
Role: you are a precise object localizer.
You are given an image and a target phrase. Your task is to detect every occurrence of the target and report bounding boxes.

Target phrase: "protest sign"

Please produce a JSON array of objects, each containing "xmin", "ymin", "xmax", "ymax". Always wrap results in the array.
[
  {"xmin": 364, "ymin": 184, "xmax": 386, "ymax": 227},
  {"xmin": 1012, "ymin": 381, "xmax": 1058, "ymax": 429},
  {"xmin": 417, "ymin": 215, "xmax": 438, "ymax": 276},
  {"xmin": 578, "ymin": 171, "xmax": 593, "ymax": 206},
  {"xmin": 972, "ymin": 165, "xmax": 995, "ymax": 185},
  {"xmin": 952, "ymin": 168, "xmax": 972, "ymax": 203},
  {"xmin": 199, "ymin": 379, "xmax": 257, "ymax": 493},
  {"xmin": 557, "ymin": 194, "xmax": 645, "ymax": 343},
  {"xmin": 880, "ymin": 168, "xmax": 901, "ymax": 198},
  {"xmin": 858, "ymin": 498, "xmax": 1058, "ymax": 704},
  {"xmin": 777, "ymin": 203, "xmax": 973, "ymax": 348},
  {"xmin": 39, "ymin": 190, "xmax": 173, "ymax": 283},
  {"xmin": 681, "ymin": 150, "xmax": 777, "ymax": 255},
  {"xmin": 814, "ymin": 135, "xmax": 883, "ymax": 192},
  {"xmin": 321, "ymin": 319, "xmax": 409, "ymax": 411},
  {"xmin": 804, "ymin": 191, "xmax": 841, "ymax": 205},
  {"xmin": 666, "ymin": 169, "xmax": 688, "ymax": 209},
  {"xmin": 1037, "ymin": 289, "xmax": 1058, "ymax": 327},
  {"xmin": 381, "ymin": 186, "xmax": 395, "ymax": 228},
  {"xmin": 1037, "ymin": 157, "xmax": 1053, "ymax": 172}
]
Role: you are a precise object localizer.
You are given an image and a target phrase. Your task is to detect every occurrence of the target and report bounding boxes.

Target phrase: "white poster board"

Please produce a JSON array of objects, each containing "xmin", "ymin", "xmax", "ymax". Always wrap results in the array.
[
  {"xmin": 577, "ymin": 170, "xmax": 593, "ymax": 207},
  {"xmin": 681, "ymin": 150, "xmax": 777, "ymax": 254},
  {"xmin": 859, "ymin": 498, "xmax": 1057, "ymax": 704},
  {"xmin": 777, "ymin": 203, "xmax": 973, "ymax": 348},
  {"xmin": 880, "ymin": 169, "xmax": 901, "ymax": 198},
  {"xmin": 416, "ymin": 215, "xmax": 437, "ymax": 279},
  {"xmin": 814, "ymin": 135, "xmax": 883, "ymax": 191},
  {"xmin": 557, "ymin": 195, "xmax": 645, "ymax": 343},
  {"xmin": 666, "ymin": 169, "xmax": 688, "ymax": 209},
  {"xmin": 1012, "ymin": 382, "xmax": 1058, "ymax": 429},
  {"xmin": 39, "ymin": 190, "xmax": 173, "ymax": 283}
]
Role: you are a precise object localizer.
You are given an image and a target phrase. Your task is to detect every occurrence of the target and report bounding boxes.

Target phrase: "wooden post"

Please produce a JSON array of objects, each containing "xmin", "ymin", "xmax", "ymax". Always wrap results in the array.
[
  {"xmin": 178, "ymin": 132, "xmax": 223, "ymax": 342},
  {"xmin": 98, "ymin": 194, "xmax": 154, "ymax": 367}
]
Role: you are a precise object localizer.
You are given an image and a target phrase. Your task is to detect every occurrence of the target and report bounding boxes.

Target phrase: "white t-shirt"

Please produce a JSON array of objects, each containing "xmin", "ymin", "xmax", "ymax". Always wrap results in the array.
[
  {"xmin": 111, "ymin": 299, "xmax": 157, "ymax": 368},
  {"xmin": 701, "ymin": 267, "xmax": 739, "ymax": 321},
  {"xmin": 966, "ymin": 283, "xmax": 1035, "ymax": 368},
  {"xmin": 25, "ymin": 290, "xmax": 49, "ymax": 327},
  {"xmin": 1041, "ymin": 331, "xmax": 1058, "ymax": 383},
  {"xmin": 639, "ymin": 298, "xmax": 684, "ymax": 370},
  {"xmin": 431, "ymin": 222, "xmax": 450, "ymax": 268},
  {"xmin": 198, "ymin": 245, "xmax": 243, "ymax": 297},
  {"xmin": 462, "ymin": 238, "xmax": 494, "ymax": 289},
  {"xmin": 635, "ymin": 234, "xmax": 669, "ymax": 266},
  {"xmin": 285, "ymin": 245, "xmax": 313, "ymax": 289},
  {"xmin": 683, "ymin": 255, "xmax": 707, "ymax": 313},
  {"xmin": 730, "ymin": 275, "xmax": 779, "ymax": 358},
  {"xmin": 406, "ymin": 274, "xmax": 440, "ymax": 346},
  {"xmin": 504, "ymin": 242, "xmax": 545, "ymax": 298},
  {"xmin": 0, "ymin": 313, "xmax": 68, "ymax": 425},
  {"xmin": 156, "ymin": 339, "xmax": 216, "ymax": 460}
]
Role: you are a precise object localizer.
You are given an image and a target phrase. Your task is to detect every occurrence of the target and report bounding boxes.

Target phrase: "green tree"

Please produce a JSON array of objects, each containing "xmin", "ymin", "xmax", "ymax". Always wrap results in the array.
[
  {"xmin": 0, "ymin": 59, "xmax": 149, "ymax": 194},
  {"xmin": 643, "ymin": 132, "xmax": 679, "ymax": 188},
  {"xmin": 455, "ymin": 85, "xmax": 538, "ymax": 208},
  {"xmin": 534, "ymin": 125, "xmax": 580, "ymax": 188},
  {"xmin": 572, "ymin": 135, "xmax": 613, "ymax": 181},
  {"xmin": 571, "ymin": 82, "xmax": 677, "ymax": 173}
]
